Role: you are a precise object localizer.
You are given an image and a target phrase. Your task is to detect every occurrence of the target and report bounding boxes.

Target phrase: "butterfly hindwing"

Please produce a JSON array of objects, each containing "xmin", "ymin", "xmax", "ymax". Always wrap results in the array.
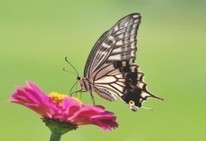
[
  {"xmin": 91, "ymin": 60, "xmax": 157, "ymax": 111},
  {"xmin": 113, "ymin": 61, "xmax": 154, "ymax": 111}
]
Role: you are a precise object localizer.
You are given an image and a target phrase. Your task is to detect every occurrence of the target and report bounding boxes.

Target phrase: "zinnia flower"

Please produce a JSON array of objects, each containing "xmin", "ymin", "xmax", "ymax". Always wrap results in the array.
[{"xmin": 10, "ymin": 81, "xmax": 118, "ymax": 140}]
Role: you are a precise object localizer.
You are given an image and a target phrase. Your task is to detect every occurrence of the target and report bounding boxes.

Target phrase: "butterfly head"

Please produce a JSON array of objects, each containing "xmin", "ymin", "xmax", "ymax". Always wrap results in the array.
[
  {"xmin": 77, "ymin": 76, "xmax": 81, "ymax": 80},
  {"xmin": 77, "ymin": 76, "xmax": 84, "ymax": 89},
  {"xmin": 76, "ymin": 76, "xmax": 82, "ymax": 86}
]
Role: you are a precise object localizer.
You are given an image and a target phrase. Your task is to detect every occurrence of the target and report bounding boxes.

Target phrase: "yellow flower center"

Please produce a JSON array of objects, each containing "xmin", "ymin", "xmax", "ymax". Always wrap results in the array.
[
  {"xmin": 49, "ymin": 92, "xmax": 82, "ymax": 107},
  {"xmin": 49, "ymin": 92, "xmax": 67, "ymax": 107}
]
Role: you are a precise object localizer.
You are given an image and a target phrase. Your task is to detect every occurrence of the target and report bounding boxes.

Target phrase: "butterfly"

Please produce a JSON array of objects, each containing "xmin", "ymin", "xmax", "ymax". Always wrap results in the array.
[{"xmin": 73, "ymin": 13, "xmax": 163, "ymax": 111}]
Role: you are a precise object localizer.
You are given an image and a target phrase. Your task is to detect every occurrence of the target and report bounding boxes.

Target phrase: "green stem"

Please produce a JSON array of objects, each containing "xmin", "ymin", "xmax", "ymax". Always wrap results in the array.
[{"xmin": 50, "ymin": 132, "xmax": 61, "ymax": 141}]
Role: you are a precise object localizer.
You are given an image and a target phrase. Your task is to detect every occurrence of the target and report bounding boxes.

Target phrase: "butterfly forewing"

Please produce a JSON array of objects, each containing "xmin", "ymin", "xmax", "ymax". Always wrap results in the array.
[{"xmin": 84, "ymin": 13, "xmax": 141, "ymax": 78}]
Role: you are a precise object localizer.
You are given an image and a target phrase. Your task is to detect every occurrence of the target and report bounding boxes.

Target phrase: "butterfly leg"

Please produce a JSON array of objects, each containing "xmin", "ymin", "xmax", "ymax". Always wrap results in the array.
[
  {"xmin": 90, "ymin": 92, "xmax": 96, "ymax": 105},
  {"xmin": 79, "ymin": 89, "xmax": 87, "ymax": 100},
  {"xmin": 70, "ymin": 88, "xmax": 85, "ymax": 96}
]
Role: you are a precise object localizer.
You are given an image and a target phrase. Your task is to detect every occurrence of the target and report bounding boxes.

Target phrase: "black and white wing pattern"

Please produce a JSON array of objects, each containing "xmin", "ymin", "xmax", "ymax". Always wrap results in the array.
[
  {"xmin": 84, "ymin": 13, "xmax": 140, "ymax": 78},
  {"xmin": 79, "ymin": 13, "xmax": 163, "ymax": 111}
]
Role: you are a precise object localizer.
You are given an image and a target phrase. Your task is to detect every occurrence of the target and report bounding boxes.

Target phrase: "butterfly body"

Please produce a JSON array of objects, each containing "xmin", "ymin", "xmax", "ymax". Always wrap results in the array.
[{"xmin": 77, "ymin": 13, "xmax": 163, "ymax": 111}]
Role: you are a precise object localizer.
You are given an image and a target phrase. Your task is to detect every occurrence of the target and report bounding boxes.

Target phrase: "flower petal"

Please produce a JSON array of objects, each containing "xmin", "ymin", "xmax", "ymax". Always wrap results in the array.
[
  {"xmin": 11, "ymin": 81, "xmax": 59, "ymax": 118},
  {"xmin": 53, "ymin": 97, "xmax": 82, "ymax": 120},
  {"xmin": 67, "ymin": 104, "xmax": 118, "ymax": 130}
]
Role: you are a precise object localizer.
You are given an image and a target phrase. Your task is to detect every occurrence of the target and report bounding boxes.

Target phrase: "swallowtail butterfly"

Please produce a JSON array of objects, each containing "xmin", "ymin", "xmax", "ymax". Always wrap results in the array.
[{"xmin": 76, "ymin": 13, "xmax": 163, "ymax": 111}]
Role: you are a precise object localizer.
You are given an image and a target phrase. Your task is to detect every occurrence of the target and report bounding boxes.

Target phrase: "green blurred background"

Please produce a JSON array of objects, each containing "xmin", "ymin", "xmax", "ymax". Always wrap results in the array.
[{"xmin": 1, "ymin": 0, "xmax": 206, "ymax": 141}]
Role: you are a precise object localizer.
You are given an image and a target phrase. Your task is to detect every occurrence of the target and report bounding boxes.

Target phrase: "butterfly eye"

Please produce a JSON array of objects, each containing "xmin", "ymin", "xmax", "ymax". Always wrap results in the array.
[{"xmin": 129, "ymin": 100, "xmax": 135, "ymax": 106}]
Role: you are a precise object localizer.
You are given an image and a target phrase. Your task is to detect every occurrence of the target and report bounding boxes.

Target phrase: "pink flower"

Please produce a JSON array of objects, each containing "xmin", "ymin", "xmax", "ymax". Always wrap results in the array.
[{"xmin": 10, "ymin": 81, "xmax": 118, "ymax": 131}]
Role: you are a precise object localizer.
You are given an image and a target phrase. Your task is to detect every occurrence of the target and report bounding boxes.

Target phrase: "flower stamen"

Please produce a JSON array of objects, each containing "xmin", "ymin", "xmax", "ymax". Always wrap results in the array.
[{"xmin": 49, "ymin": 92, "xmax": 67, "ymax": 107}]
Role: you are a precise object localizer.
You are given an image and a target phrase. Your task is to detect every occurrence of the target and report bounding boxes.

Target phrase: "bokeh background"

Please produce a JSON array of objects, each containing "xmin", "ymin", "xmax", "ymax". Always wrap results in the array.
[{"xmin": 1, "ymin": 0, "xmax": 206, "ymax": 141}]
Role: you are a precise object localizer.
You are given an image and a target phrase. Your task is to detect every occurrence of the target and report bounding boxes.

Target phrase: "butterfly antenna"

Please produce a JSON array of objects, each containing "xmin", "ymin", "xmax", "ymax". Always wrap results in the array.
[
  {"xmin": 63, "ymin": 68, "xmax": 78, "ymax": 76},
  {"xmin": 65, "ymin": 57, "xmax": 79, "ymax": 76}
]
